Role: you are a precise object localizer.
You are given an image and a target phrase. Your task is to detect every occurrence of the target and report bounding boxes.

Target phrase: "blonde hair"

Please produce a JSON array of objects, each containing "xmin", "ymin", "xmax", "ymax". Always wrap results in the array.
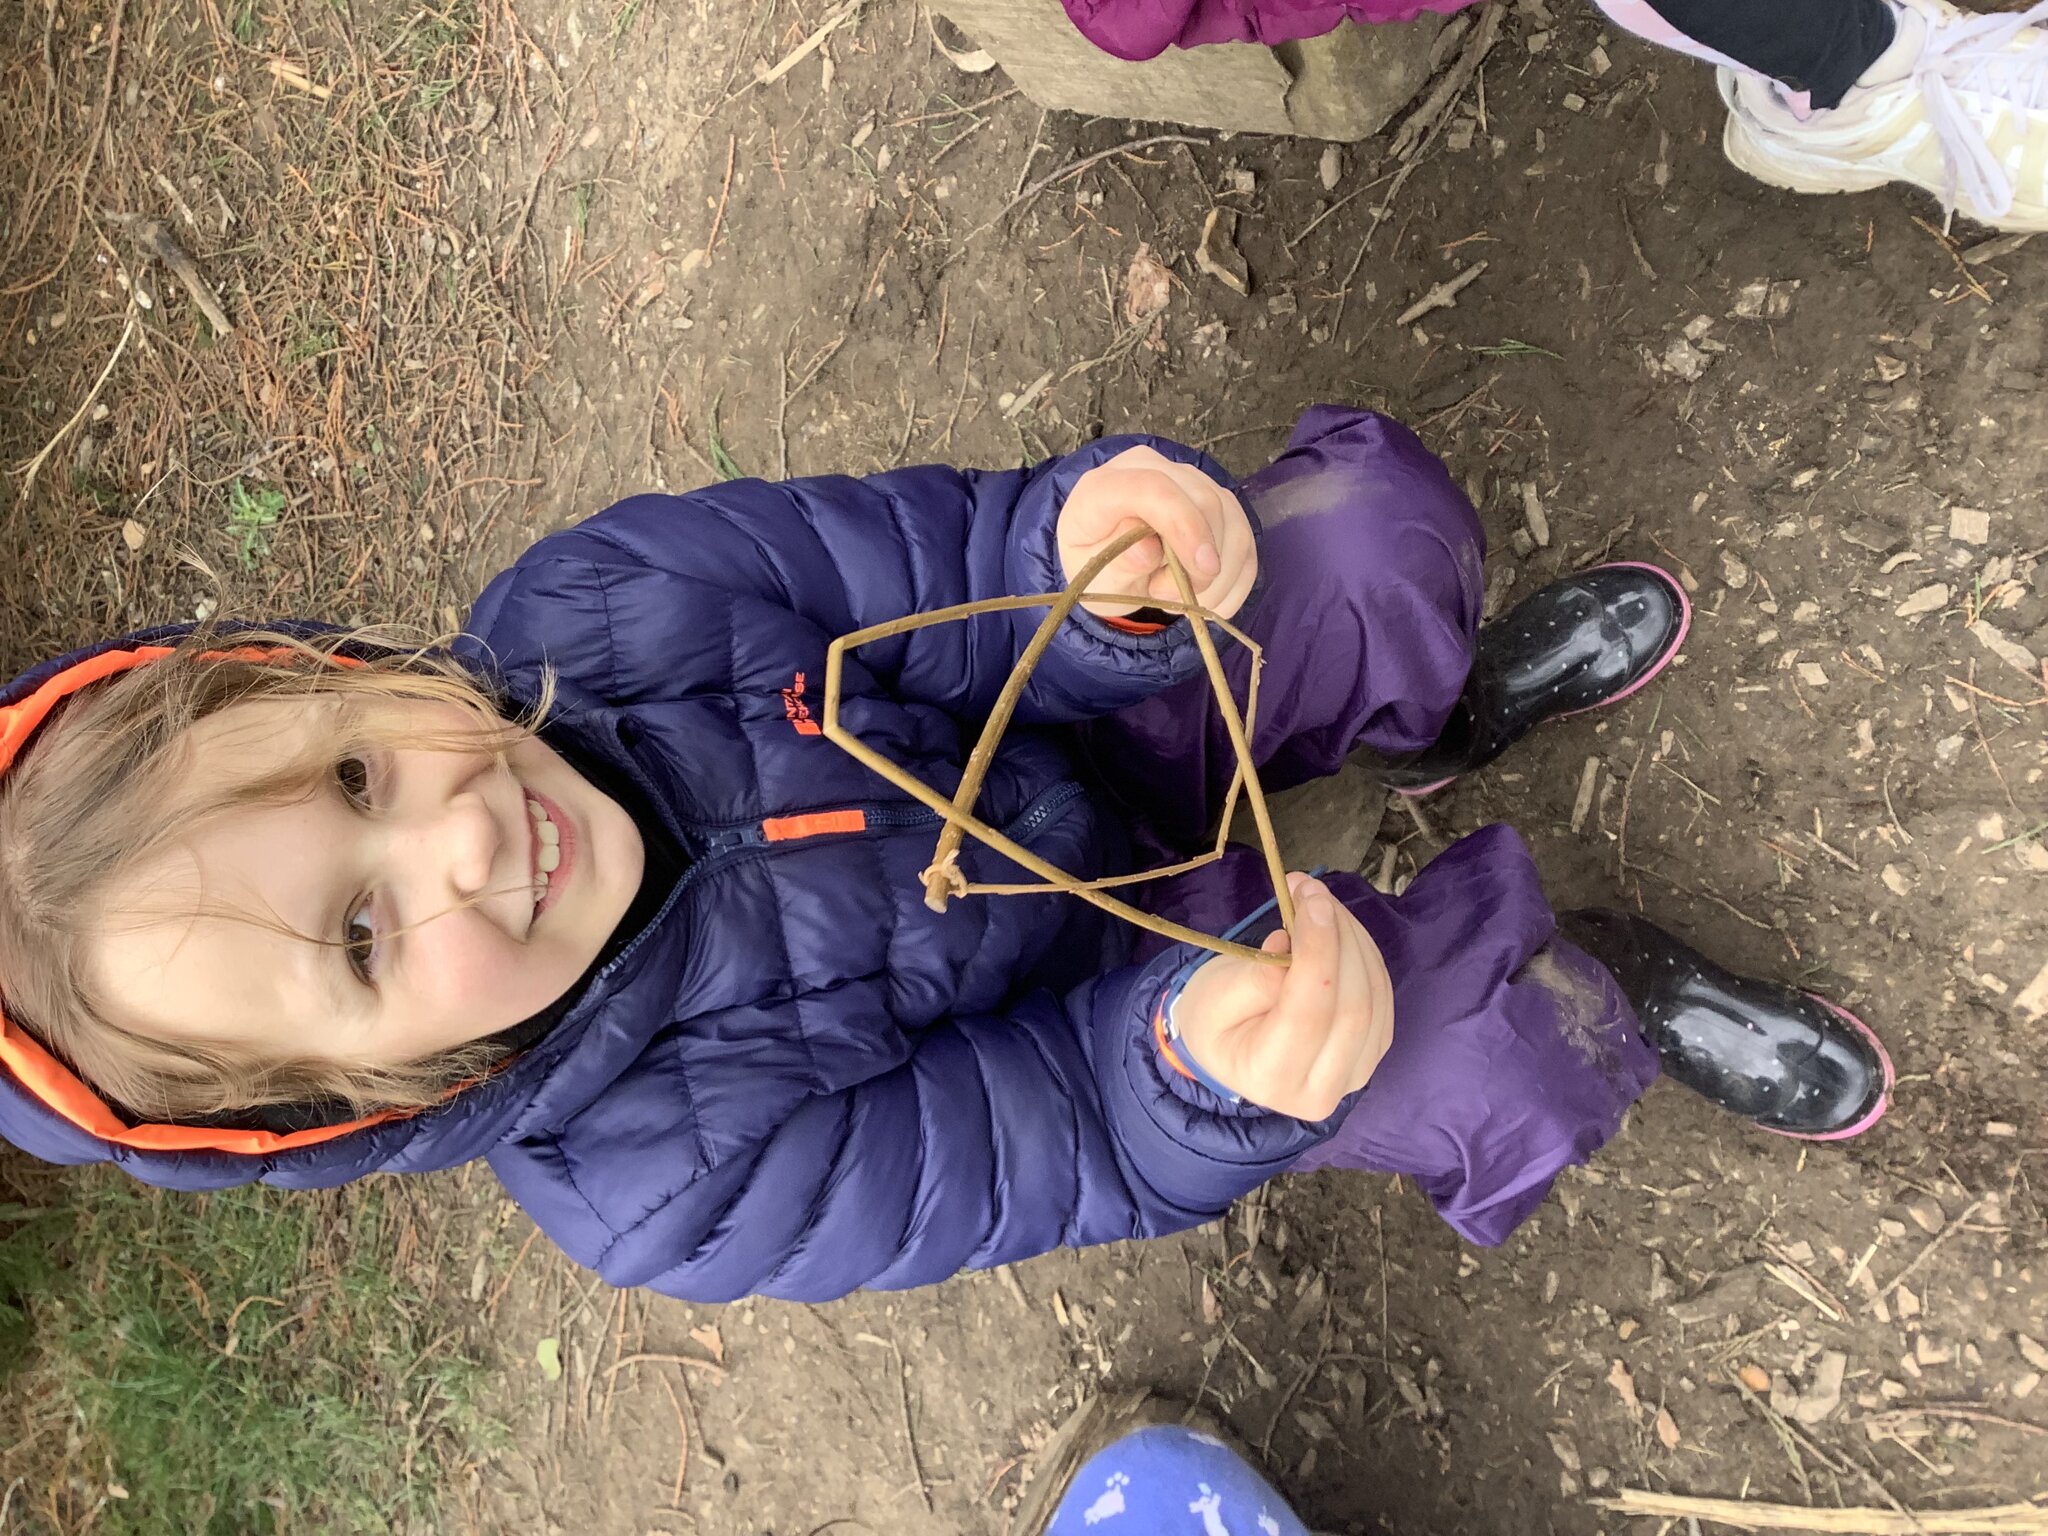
[{"xmin": 0, "ymin": 625, "xmax": 556, "ymax": 1124}]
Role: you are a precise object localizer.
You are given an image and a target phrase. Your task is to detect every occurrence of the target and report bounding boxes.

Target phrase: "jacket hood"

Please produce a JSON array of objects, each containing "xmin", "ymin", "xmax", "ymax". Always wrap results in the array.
[{"xmin": 0, "ymin": 629, "xmax": 611, "ymax": 1190}]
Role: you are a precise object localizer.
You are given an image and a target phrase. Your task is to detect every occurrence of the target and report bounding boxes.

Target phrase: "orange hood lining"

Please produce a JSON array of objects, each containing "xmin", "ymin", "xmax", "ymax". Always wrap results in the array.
[{"xmin": 0, "ymin": 643, "xmax": 401, "ymax": 1155}]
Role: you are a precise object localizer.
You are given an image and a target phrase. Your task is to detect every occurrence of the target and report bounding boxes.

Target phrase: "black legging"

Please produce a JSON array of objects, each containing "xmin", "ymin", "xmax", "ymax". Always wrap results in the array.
[{"xmin": 1645, "ymin": 0, "xmax": 1899, "ymax": 106}]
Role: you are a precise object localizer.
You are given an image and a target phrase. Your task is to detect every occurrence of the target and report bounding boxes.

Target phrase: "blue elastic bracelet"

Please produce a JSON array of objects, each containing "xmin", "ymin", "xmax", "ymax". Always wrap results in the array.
[{"xmin": 1158, "ymin": 868, "xmax": 1328, "ymax": 1107}]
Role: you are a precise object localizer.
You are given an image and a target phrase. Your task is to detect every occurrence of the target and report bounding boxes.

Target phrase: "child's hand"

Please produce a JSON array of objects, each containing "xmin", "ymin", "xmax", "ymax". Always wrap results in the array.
[
  {"xmin": 1169, "ymin": 874, "xmax": 1394, "ymax": 1121},
  {"xmin": 1057, "ymin": 446, "xmax": 1257, "ymax": 621}
]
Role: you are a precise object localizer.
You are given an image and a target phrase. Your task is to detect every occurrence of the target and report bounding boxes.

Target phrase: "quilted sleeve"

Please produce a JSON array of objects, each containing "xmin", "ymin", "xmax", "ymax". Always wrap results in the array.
[
  {"xmin": 464, "ymin": 435, "xmax": 1253, "ymax": 724},
  {"xmin": 488, "ymin": 947, "xmax": 1341, "ymax": 1304}
]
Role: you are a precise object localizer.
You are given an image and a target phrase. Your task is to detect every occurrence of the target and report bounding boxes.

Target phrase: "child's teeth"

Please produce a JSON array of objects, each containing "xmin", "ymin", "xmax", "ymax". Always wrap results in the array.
[
  {"xmin": 537, "ymin": 819, "xmax": 559, "ymax": 847},
  {"xmin": 537, "ymin": 843, "xmax": 560, "ymax": 873}
]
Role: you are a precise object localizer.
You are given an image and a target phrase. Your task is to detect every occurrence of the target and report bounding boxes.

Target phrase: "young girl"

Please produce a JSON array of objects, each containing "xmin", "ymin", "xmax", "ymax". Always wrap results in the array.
[
  {"xmin": 1061, "ymin": 0, "xmax": 2048, "ymax": 234},
  {"xmin": 0, "ymin": 407, "xmax": 1890, "ymax": 1302}
]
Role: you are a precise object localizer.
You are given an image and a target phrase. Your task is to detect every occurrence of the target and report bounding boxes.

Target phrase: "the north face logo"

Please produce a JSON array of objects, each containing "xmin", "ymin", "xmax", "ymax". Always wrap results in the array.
[{"xmin": 782, "ymin": 671, "xmax": 821, "ymax": 735}]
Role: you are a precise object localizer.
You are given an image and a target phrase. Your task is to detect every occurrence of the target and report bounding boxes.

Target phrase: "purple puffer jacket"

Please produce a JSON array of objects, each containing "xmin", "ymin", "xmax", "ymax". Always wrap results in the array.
[
  {"xmin": 0, "ymin": 435, "xmax": 1351, "ymax": 1302},
  {"xmin": 1063, "ymin": 0, "xmax": 1485, "ymax": 62}
]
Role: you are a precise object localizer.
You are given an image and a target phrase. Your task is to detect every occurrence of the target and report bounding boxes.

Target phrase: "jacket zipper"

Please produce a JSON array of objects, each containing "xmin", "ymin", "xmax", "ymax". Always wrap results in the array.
[{"xmin": 685, "ymin": 782, "xmax": 1087, "ymax": 859}]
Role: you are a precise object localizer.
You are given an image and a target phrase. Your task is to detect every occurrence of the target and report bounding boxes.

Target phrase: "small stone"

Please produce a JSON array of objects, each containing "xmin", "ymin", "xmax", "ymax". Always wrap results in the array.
[
  {"xmin": 1720, "ymin": 550, "xmax": 1750, "ymax": 588},
  {"xmin": 1318, "ymin": 144, "xmax": 1343, "ymax": 191},
  {"xmin": 1880, "ymin": 1217, "xmax": 1908, "ymax": 1238},
  {"xmin": 2019, "ymin": 1334, "xmax": 2048, "ymax": 1373},
  {"xmin": 1797, "ymin": 662, "xmax": 1829, "ymax": 688},
  {"xmin": 2016, "ymin": 1372, "xmax": 2042, "ymax": 1400},
  {"xmin": 1915, "ymin": 1336, "xmax": 1954, "ymax": 1367},
  {"xmin": 1563, "ymin": 91, "xmax": 1587, "ymax": 111},
  {"xmin": 1896, "ymin": 1284, "xmax": 1922, "ymax": 1319},
  {"xmin": 1949, "ymin": 507, "xmax": 1991, "ymax": 544},
  {"xmin": 120, "ymin": 519, "xmax": 147, "ymax": 552},
  {"xmin": 1738, "ymin": 1364, "xmax": 1771, "ymax": 1393},
  {"xmin": 1906, "ymin": 1196, "xmax": 1946, "ymax": 1234},
  {"xmin": 1225, "ymin": 168, "xmax": 1257, "ymax": 196},
  {"xmin": 1589, "ymin": 44, "xmax": 1611, "ymax": 74},
  {"xmin": 1879, "ymin": 1378, "xmax": 1908, "ymax": 1399}
]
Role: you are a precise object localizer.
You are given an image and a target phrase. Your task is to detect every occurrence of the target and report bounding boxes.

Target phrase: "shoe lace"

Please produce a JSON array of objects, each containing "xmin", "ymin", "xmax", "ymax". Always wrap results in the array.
[{"xmin": 1917, "ymin": 0, "xmax": 2048, "ymax": 220}]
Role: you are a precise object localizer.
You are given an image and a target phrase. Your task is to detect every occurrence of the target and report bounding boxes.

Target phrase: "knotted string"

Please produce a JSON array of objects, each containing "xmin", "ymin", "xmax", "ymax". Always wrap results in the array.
[{"xmin": 821, "ymin": 524, "xmax": 1293, "ymax": 967}]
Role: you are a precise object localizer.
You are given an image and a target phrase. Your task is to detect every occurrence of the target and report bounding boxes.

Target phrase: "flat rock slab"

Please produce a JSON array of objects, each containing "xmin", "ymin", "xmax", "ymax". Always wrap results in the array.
[{"xmin": 933, "ymin": 0, "xmax": 1445, "ymax": 141}]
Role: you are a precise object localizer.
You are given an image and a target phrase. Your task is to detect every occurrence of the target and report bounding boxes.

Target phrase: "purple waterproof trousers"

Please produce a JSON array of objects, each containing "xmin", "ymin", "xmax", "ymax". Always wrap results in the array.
[{"xmin": 1081, "ymin": 408, "xmax": 1662, "ymax": 1246}]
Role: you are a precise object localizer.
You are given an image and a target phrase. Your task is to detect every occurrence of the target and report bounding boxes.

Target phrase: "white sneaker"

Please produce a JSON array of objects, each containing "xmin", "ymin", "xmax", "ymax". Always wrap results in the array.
[{"xmin": 1719, "ymin": 0, "xmax": 2048, "ymax": 231}]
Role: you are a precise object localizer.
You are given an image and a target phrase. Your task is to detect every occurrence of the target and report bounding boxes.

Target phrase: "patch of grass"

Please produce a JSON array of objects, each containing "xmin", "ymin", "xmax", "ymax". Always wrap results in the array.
[
  {"xmin": 225, "ymin": 479, "xmax": 286, "ymax": 568},
  {"xmin": 572, "ymin": 180, "xmax": 597, "ymax": 236},
  {"xmin": 612, "ymin": 0, "xmax": 646, "ymax": 46},
  {"xmin": 230, "ymin": 0, "xmax": 260, "ymax": 44},
  {"xmin": 707, "ymin": 395, "xmax": 743, "ymax": 480},
  {"xmin": 6, "ymin": 1174, "xmax": 498, "ymax": 1534}
]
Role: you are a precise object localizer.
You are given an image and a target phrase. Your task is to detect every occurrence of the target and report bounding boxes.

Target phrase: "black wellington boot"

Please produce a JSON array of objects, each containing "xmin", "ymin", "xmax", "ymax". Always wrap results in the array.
[
  {"xmin": 1558, "ymin": 908, "xmax": 1893, "ymax": 1140},
  {"xmin": 1370, "ymin": 562, "xmax": 1692, "ymax": 794}
]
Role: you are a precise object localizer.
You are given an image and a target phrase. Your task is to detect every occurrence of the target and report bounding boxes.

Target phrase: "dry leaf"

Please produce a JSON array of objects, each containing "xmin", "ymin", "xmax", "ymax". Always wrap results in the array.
[
  {"xmin": 688, "ymin": 1323, "xmax": 725, "ymax": 1364},
  {"xmin": 1654, "ymin": 1407, "xmax": 1680, "ymax": 1449},
  {"xmin": 1123, "ymin": 242, "xmax": 1172, "ymax": 325},
  {"xmin": 1607, "ymin": 1358, "xmax": 1640, "ymax": 1413},
  {"xmin": 121, "ymin": 519, "xmax": 147, "ymax": 552},
  {"xmin": 1200, "ymin": 1277, "xmax": 1222, "ymax": 1326}
]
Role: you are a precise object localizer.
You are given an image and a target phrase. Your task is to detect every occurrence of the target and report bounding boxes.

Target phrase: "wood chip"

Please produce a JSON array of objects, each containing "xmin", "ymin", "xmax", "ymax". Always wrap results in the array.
[
  {"xmin": 1949, "ymin": 507, "xmax": 1991, "ymax": 544},
  {"xmin": 1654, "ymin": 1407, "xmax": 1681, "ymax": 1449},
  {"xmin": 1571, "ymin": 756, "xmax": 1601, "ymax": 834},
  {"xmin": 1607, "ymin": 1358, "xmax": 1641, "ymax": 1413},
  {"xmin": 2019, "ymin": 1334, "xmax": 2048, "ymax": 1373},
  {"xmin": 2015, "ymin": 958, "xmax": 2048, "ymax": 1021},
  {"xmin": 1968, "ymin": 619, "xmax": 2041, "ymax": 681},
  {"xmin": 1894, "ymin": 583, "xmax": 1950, "ymax": 618},
  {"xmin": 1521, "ymin": 481, "xmax": 1550, "ymax": 547}
]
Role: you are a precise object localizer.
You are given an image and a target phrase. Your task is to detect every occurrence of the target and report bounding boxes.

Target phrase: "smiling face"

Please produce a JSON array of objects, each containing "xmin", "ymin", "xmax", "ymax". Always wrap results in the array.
[{"xmin": 86, "ymin": 695, "xmax": 644, "ymax": 1069}]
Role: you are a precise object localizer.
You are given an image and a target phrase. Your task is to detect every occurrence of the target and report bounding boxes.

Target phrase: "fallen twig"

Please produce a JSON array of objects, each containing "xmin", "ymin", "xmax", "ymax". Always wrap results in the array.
[
  {"xmin": 15, "ymin": 307, "xmax": 139, "ymax": 502},
  {"xmin": 116, "ymin": 215, "xmax": 234, "ymax": 333},
  {"xmin": 1395, "ymin": 259, "xmax": 1486, "ymax": 326},
  {"xmin": 1880, "ymin": 1198, "xmax": 1986, "ymax": 1301},
  {"xmin": 948, "ymin": 135, "xmax": 1206, "ymax": 261},
  {"xmin": 1597, "ymin": 1488, "xmax": 2048, "ymax": 1533},
  {"xmin": 1390, "ymin": 4, "xmax": 1503, "ymax": 161}
]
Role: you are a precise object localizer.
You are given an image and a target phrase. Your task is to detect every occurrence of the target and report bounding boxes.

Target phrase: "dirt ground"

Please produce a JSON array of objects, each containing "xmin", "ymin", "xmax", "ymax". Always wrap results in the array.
[{"xmin": 7, "ymin": 0, "xmax": 2048, "ymax": 1529}]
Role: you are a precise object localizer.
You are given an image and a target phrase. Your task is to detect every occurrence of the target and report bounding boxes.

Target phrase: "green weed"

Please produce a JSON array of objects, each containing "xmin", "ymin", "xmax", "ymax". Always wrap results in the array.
[
  {"xmin": 225, "ymin": 479, "xmax": 286, "ymax": 568},
  {"xmin": 707, "ymin": 395, "xmax": 743, "ymax": 480}
]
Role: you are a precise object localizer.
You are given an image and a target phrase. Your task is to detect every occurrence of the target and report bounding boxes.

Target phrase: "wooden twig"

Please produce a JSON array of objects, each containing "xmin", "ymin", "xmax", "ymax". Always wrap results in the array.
[
  {"xmin": 1389, "ymin": 4, "xmax": 1502, "ymax": 160},
  {"xmin": 14, "ymin": 308, "xmax": 138, "ymax": 501},
  {"xmin": 117, "ymin": 216, "xmax": 234, "ymax": 333},
  {"xmin": 822, "ymin": 528, "xmax": 1294, "ymax": 964},
  {"xmin": 1596, "ymin": 1489, "xmax": 2048, "ymax": 1533},
  {"xmin": 1879, "ymin": 1198, "xmax": 1986, "ymax": 1301},
  {"xmin": 706, "ymin": 133, "xmax": 737, "ymax": 259},
  {"xmin": 1395, "ymin": 260, "xmax": 1487, "ymax": 326},
  {"xmin": 948, "ymin": 135, "xmax": 1206, "ymax": 261},
  {"xmin": 603, "ymin": 1351, "xmax": 729, "ymax": 1380},
  {"xmin": 892, "ymin": 1341, "xmax": 932, "ymax": 1514},
  {"xmin": 733, "ymin": 0, "xmax": 861, "ymax": 96}
]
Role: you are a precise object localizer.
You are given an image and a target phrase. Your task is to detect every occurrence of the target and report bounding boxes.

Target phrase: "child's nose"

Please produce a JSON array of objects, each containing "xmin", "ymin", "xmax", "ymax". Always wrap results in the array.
[{"xmin": 431, "ymin": 790, "xmax": 502, "ymax": 900}]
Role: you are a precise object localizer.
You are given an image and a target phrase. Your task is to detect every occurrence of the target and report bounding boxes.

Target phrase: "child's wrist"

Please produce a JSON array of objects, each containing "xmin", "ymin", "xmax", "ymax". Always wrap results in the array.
[{"xmin": 1151, "ymin": 975, "xmax": 1242, "ymax": 1105}]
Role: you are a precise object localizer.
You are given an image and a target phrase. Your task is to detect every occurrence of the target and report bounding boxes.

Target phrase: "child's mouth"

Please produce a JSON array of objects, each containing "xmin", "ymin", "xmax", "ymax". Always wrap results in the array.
[{"xmin": 524, "ymin": 791, "xmax": 573, "ymax": 921}]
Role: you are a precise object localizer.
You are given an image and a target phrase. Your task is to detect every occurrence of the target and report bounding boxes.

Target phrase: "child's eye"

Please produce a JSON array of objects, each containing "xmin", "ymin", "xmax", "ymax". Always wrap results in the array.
[
  {"xmin": 344, "ymin": 899, "xmax": 378, "ymax": 984},
  {"xmin": 336, "ymin": 755, "xmax": 371, "ymax": 807}
]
